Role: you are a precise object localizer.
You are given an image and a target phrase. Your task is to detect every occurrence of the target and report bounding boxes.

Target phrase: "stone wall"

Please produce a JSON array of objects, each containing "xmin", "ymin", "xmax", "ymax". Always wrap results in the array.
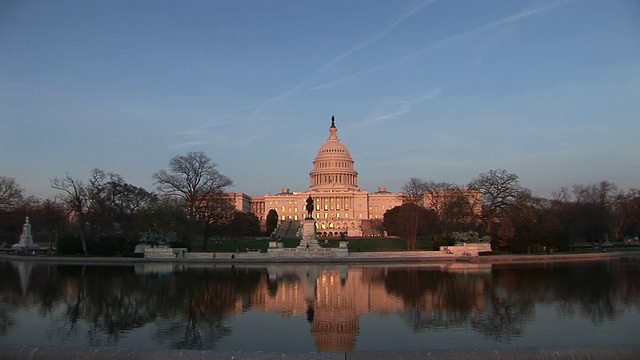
[{"xmin": 440, "ymin": 243, "xmax": 492, "ymax": 256}]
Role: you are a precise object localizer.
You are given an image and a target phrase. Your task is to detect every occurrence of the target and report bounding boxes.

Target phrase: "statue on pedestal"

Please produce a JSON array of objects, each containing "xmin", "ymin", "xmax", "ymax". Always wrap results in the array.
[
  {"xmin": 305, "ymin": 196, "xmax": 314, "ymax": 219},
  {"xmin": 12, "ymin": 216, "xmax": 40, "ymax": 251}
]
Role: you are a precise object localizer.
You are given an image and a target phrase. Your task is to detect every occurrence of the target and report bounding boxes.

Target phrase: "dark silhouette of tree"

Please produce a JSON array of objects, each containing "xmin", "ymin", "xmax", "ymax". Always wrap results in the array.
[
  {"xmin": 571, "ymin": 181, "xmax": 619, "ymax": 244},
  {"xmin": 153, "ymin": 152, "xmax": 233, "ymax": 219},
  {"xmin": 229, "ymin": 211, "xmax": 261, "ymax": 238},
  {"xmin": 544, "ymin": 181, "xmax": 620, "ymax": 247},
  {"xmin": 39, "ymin": 199, "xmax": 67, "ymax": 254},
  {"xmin": 614, "ymin": 188, "xmax": 640, "ymax": 239},
  {"xmin": 153, "ymin": 152, "xmax": 234, "ymax": 250},
  {"xmin": 194, "ymin": 191, "xmax": 235, "ymax": 250},
  {"xmin": 265, "ymin": 209, "xmax": 278, "ymax": 237},
  {"xmin": 52, "ymin": 169, "xmax": 155, "ymax": 255},
  {"xmin": 0, "ymin": 175, "xmax": 24, "ymax": 211},
  {"xmin": 383, "ymin": 203, "xmax": 435, "ymax": 249},
  {"xmin": 469, "ymin": 169, "xmax": 524, "ymax": 235},
  {"xmin": 86, "ymin": 169, "xmax": 156, "ymax": 254},
  {"xmin": 423, "ymin": 181, "xmax": 476, "ymax": 242},
  {"xmin": 51, "ymin": 173, "xmax": 90, "ymax": 255},
  {"xmin": 399, "ymin": 178, "xmax": 429, "ymax": 250},
  {"xmin": 137, "ymin": 195, "xmax": 188, "ymax": 244}
]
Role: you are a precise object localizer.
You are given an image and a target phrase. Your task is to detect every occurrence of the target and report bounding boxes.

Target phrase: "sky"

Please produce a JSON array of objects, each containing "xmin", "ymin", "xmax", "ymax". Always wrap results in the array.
[{"xmin": 1, "ymin": 0, "xmax": 639, "ymax": 200}]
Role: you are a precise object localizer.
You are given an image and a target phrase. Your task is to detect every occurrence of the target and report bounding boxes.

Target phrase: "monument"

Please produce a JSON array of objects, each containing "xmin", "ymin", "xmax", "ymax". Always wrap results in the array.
[
  {"xmin": 297, "ymin": 196, "xmax": 321, "ymax": 251},
  {"xmin": 12, "ymin": 216, "xmax": 41, "ymax": 252},
  {"xmin": 267, "ymin": 195, "xmax": 347, "ymax": 257}
]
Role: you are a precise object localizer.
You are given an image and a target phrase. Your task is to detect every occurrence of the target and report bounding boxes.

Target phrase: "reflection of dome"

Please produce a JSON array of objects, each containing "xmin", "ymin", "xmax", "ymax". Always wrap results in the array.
[
  {"xmin": 309, "ymin": 116, "xmax": 359, "ymax": 191},
  {"xmin": 311, "ymin": 271, "xmax": 359, "ymax": 352},
  {"xmin": 313, "ymin": 317, "xmax": 359, "ymax": 352}
]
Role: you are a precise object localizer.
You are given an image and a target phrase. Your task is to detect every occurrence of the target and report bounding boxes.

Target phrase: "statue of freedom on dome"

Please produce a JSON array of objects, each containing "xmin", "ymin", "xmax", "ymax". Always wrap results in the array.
[{"xmin": 305, "ymin": 196, "xmax": 314, "ymax": 219}]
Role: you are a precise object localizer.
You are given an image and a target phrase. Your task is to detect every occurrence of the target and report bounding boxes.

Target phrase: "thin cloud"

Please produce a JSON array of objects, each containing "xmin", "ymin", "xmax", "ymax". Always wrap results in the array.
[
  {"xmin": 358, "ymin": 144, "xmax": 430, "ymax": 160},
  {"xmin": 352, "ymin": 88, "xmax": 443, "ymax": 128},
  {"xmin": 252, "ymin": 1, "xmax": 437, "ymax": 113},
  {"xmin": 322, "ymin": 0, "xmax": 437, "ymax": 70},
  {"xmin": 177, "ymin": 129, "xmax": 207, "ymax": 136},
  {"xmin": 224, "ymin": 0, "xmax": 575, "ymax": 134},
  {"xmin": 396, "ymin": 0, "xmax": 580, "ymax": 66},
  {"xmin": 169, "ymin": 140, "xmax": 216, "ymax": 149},
  {"xmin": 310, "ymin": 0, "xmax": 578, "ymax": 92},
  {"xmin": 251, "ymin": 82, "xmax": 307, "ymax": 115}
]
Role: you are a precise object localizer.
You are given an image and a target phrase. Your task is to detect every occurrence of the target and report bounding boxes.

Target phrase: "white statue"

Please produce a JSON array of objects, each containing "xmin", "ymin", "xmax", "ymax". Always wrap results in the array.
[{"xmin": 12, "ymin": 216, "xmax": 40, "ymax": 251}]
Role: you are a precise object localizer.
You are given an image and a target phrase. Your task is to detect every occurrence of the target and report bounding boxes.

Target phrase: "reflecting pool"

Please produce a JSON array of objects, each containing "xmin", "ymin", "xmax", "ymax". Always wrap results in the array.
[{"xmin": 0, "ymin": 258, "xmax": 639, "ymax": 352}]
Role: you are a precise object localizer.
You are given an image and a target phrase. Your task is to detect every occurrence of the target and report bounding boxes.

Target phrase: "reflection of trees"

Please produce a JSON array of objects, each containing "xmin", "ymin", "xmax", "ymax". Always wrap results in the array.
[
  {"xmin": 156, "ymin": 313, "xmax": 230, "ymax": 350},
  {"xmin": 474, "ymin": 261, "xmax": 633, "ymax": 341},
  {"xmin": 52, "ymin": 266, "xmax": 150, "ymax": 346},
  {"xmin": 152, "ymin": 267, "xmax": 263, "ymax": 350},
  {"xmin": 381, "ymin": 260, "xmax": 640, "ymax": 343},
  {"xmin": 470, "ymin": 290, "xmax": 530, "ymax": 341},
  {"xmin": 619, "ymin": 257, "xmax": 640, "ymax": 310},
  {"xmin": 1, "ymin": 258, "xmax": 640, "ymax": 349},
  {"xmin": 383, "ymin": 268, "xmax": 487, "ymax": 330},
  {"xmin": 472, "ymin": 267, "xmax": 535, "ymax": 341},
  {"xmin": 0, "ymin": 261, "xmax": 263, "ymax": 349},
  {"xmin": 491, "ymin": 262, "xmax": 623, "ymax": 324},
  {"xmin": 0, "ymin": 262, "xmax": 20, "ymax": 336}
]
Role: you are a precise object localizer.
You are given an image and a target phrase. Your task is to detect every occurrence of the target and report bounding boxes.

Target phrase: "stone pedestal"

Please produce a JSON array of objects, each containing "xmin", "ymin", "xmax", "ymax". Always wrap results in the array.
[
  {"xmin": 268, "ymin": 241, "xmax": 283, "ymax": 248},
  {"xmin": 12, "ymin": 216, "xmax": 40, "ymax": 251},
  {"xmin": 267, "ymin": 218, "xmax": 348, "ymax": 257},
  {"xmin": 296, "ymin": 218, "xmax": 322, "ymax": 251}
]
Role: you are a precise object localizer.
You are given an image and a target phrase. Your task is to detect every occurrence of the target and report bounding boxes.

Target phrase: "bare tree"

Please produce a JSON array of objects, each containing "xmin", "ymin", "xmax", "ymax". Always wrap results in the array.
[
  {"xmin": 400, "ymin": 178, "xmax": 429, "ymax": 250},
  {"xmin": 0, "ymin": 175, "xmax": 24, "ymax": 211},
  {"xmin": 571, "ymin": 181, "xmax": 620, "ymax": 243},
  {"xmin": 401, "ymin": 178, "xmax": 428, "ymax": 205},
  {"xmin": 40, "ymin": 199, "xmax": 67, "ymax": 254},
  {"xmin": 194, "ymin": 191, "xmax": 235, "ymax": 250},
  {"xmin": 423, "ymin": 181, "xmax": 475, "ymax": 241},
  {"xmin": 51, "ymin": 173, "xmax": 89, "ymax": 255},
  {"xmin": 87, "ymin": 168, "xmax": 155, "ymax": 251},
  {"xmin": 616, "ymin": 188, "xmax": 640, "ymax": 239},
  {"xmin": 153, "ymin": 152, "xmax": 233, "ymax": 250},
  {"xmin": 469, "ymin": 169, "xmax": 523, "ymax": 234},
  {"xmin": 153, "ymin": 152, "xmax": 233, "ymax": 218}
]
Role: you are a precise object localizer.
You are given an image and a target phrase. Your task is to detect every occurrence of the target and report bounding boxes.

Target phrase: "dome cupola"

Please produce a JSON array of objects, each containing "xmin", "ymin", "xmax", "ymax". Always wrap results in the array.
[{"xmin": 309, "ymin": 116, "xmax": 359, "ymax": 191}]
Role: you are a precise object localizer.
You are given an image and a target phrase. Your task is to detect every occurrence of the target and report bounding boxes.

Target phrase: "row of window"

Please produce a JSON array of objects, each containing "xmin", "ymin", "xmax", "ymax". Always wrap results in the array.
[
  {"xmin": 311, "ymin": 174, "xmax": 357, "ymax": 185},
  {"xmin": 281, "ymin": 213, "xmax": 364, "ymax": 221},
  {"xmin": 317, "ymin": 161, "xmax": 352, "ymax": 169}
]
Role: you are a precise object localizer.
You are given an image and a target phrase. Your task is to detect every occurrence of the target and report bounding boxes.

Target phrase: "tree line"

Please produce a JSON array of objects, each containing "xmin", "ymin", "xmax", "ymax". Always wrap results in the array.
[
  {"xmin": 2, "ymin": 153, "xmax": 639, "ymax": 255},
  {"xmin": 0, "ymin": 152, "xmax": 260, "ymax": 256},
  {"xmin": 384, "ymin": 169, "xmax": 640, "ymax": 253}
]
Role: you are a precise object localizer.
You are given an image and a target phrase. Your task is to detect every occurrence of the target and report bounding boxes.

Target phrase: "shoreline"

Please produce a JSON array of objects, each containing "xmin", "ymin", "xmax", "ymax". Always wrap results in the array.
[
  {"xmin": 2, "ymin": 345, "xmax": 640, "ymax": 360},
  {"xmin": 1, "ymin": 250, "xmax": 637, "ymax": 266}
]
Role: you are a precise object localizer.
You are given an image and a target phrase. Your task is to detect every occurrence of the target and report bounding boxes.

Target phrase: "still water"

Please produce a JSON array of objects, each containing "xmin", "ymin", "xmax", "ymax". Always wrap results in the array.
[{"xmin": 0, "ymin": 258, "xmax": 638, "ymax": 352}]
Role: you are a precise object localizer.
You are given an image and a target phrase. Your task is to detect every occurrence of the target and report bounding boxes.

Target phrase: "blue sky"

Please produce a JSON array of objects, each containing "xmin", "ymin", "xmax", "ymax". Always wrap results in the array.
[{"xmin": 1, "ymin": 0, "xmax": 639, "ymax": 199}]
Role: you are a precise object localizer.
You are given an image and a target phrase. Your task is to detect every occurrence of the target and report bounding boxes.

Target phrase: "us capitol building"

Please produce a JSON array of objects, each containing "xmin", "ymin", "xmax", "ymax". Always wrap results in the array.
[{"xmin": 230, "ymin": 116, "xmax": 403, "ymax": 237}]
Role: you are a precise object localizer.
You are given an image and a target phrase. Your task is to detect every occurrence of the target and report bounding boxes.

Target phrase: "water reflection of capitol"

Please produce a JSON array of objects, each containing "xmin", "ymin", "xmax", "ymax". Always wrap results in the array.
[
  {"xmin": 7, "ymin": 262, "xmax": 489, "ymax": 352},
  {"xmin": 245, "ymin": 265, "xmax": 488, "ymax": 352}
]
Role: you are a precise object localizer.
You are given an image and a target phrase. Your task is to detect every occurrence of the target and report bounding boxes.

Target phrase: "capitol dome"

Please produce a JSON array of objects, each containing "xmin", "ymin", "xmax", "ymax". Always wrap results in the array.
[{"xmin": 309, "ymin": 116, "xmax": 359, "ymax": 191}]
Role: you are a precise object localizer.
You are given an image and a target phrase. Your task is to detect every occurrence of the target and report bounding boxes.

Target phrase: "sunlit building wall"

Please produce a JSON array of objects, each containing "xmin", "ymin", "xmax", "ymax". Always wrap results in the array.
[{"xmin": 233, "ymin": 118, "xmax": 481, "ymax": 236}]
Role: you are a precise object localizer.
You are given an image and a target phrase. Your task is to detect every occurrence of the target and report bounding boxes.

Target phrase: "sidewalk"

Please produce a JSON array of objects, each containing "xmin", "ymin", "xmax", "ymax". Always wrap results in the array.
[
  {"xmin": 2, "ymin": 345, "xmax": 639, "ymax": 359},
  {"xmin": 1, "ymin": 251, "xmax": 637, "ymax": 265}
]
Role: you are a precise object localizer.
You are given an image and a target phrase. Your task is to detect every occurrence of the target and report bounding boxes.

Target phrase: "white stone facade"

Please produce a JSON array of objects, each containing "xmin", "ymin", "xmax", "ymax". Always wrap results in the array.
[
  {"xmin": 235, "ymin": 117, "xmax": 479, "ymax": 237},
  {"xmin": 240, "ymin": 117, "xmax": 398, "ymax": 237}
]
